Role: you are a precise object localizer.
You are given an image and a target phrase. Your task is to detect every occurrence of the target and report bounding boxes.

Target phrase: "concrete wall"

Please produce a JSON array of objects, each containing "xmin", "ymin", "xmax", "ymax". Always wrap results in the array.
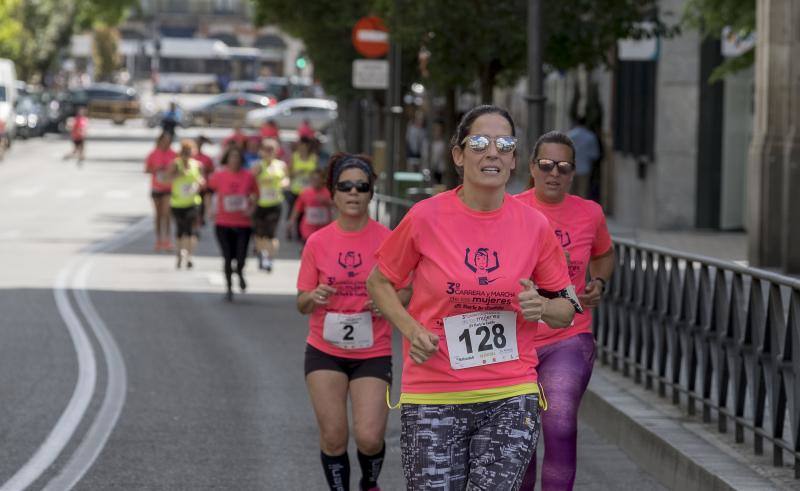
[{"xmin": 612, "ymin": 0, "xmax": 702, "ymax": 229}]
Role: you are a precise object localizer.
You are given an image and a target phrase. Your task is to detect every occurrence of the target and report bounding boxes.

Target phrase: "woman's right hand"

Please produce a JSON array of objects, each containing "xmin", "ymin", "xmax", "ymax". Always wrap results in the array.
[
  {"xmin": 310, "ymin": 284, "xmax": 336, "ymax": 306},
  {"xmin": 408, "ymin": 327, "xmax": 439, "ymax": 364}
]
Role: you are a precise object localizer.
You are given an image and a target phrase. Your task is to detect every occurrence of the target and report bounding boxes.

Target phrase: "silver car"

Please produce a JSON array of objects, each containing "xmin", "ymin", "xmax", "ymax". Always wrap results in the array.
[{"xmin": 245, "ymin": 98, "xmax": 337, "ymax": 131}]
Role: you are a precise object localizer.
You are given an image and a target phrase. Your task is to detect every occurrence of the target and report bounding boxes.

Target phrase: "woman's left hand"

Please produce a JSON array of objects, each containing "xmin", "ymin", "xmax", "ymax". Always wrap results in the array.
[{"xmin": 365, "ymin": 299, "xmax": 382, "ymax": 318}]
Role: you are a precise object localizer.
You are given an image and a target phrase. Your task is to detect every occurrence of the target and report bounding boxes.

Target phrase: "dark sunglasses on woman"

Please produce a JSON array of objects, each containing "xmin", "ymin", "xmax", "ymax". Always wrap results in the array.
[
  {"xmin": 534, "ymin": 158, "xmax": 575, "ymax": 175},
  {"xmin": 336, "ymin": 180, "xmax": 372, "ymax": 193}
]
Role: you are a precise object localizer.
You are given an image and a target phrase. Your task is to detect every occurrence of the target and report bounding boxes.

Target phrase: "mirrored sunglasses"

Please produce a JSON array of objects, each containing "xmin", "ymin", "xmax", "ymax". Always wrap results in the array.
[{"xmin": 461, "ymin": 135, "xmax": 518, "ymax": 153}]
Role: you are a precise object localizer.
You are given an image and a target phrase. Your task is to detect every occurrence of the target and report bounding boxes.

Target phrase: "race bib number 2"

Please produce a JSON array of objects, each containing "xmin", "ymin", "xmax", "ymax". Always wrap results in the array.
[
  {"xmin": 323, "ymin": 312, "xmax": 373, "ymax": 349},
  {"xmin": 223, "ymin": 195, "xmax": 247, "ymax": 212},
  {"xmin": 443, "ymin": 310, "xmax": 518, "ymax": 370}
]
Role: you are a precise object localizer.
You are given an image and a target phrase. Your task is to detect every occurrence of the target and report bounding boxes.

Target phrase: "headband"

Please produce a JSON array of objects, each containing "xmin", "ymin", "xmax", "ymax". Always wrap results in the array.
[{"xmin": 332, "ymin": 157, "xmax": 373, "ymax": 185}]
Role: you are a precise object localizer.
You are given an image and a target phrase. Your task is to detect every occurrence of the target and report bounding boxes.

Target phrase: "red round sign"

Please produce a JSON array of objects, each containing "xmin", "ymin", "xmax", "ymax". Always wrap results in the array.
[{"xmin": 352, "ymin": 16, "xmax": 389, "ymax": 59}]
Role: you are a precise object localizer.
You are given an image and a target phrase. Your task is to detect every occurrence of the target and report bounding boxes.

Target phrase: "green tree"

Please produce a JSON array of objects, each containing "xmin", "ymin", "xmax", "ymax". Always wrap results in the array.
[
  {"xmin": 92, "ymin": 25, "xmax": 121, "ymax": 82},
  {"xmin": 3, "ymin": 0, "xmax": 136, "ymax": 82},
  {"xmin": 252, "ymin": 0, "xmax": 370, "ymax": 101},
  {"xmin": 380, "ymin": 0, "xmax": 675, "ymax": 103},
  {"xmin": 0, "ymin": 0, "xmax": 23, "ymax": 62},
  {"xmin": 683, "ymin": 0, "xmax": 755, "ymax": 82}
]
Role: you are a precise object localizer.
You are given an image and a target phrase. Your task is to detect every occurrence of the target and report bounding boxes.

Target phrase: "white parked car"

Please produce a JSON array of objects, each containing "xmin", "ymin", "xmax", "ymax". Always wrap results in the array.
[{"xmin": 245, "ymin": 98, "xmax": 337, "ymax": 131}]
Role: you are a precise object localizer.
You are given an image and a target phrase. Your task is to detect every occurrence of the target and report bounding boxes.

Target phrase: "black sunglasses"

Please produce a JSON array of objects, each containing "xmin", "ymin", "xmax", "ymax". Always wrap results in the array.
[
  {"xmin": 534, "ymin": 158, "xmax": 575, "ymax": 175},
  {"xmin": 335, "ymin": 180, "xmax": 372, "ymax": 193}
]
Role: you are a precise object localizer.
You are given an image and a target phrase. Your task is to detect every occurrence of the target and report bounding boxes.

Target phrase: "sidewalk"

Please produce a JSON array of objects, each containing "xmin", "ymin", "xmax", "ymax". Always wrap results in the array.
[
  {"xmin": 607, "ymin": 219, "xmax": 748, "ymax": 262},
  {"xmin": 583, "ymin": 221, "xmax": 797, "ymax": 490}
]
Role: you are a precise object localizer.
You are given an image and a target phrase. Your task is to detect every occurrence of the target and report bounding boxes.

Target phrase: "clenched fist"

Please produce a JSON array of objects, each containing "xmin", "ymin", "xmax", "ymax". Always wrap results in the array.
[{"xmin": 518, "ymin": 278, "xmax": 548, "ymax": 322}]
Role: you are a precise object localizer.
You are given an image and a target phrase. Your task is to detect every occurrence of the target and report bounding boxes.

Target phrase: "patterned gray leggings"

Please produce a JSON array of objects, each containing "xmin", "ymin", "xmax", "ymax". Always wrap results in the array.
[{"xmin": 401, "ymin": 394, "xmax": 540, "ymax": 490}]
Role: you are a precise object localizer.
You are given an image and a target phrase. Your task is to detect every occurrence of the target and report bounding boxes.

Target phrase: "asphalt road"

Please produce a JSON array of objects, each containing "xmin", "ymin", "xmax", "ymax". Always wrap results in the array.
[{"xmin": 0, "ymin": 124, "xmax": 665, "ymax": 490}]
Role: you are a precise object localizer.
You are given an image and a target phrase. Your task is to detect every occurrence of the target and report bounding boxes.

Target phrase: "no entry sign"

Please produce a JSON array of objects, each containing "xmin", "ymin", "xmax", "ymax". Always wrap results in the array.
[{"xmin": 352, "ymin": 16, "xmax": 389, "ymax": 59}]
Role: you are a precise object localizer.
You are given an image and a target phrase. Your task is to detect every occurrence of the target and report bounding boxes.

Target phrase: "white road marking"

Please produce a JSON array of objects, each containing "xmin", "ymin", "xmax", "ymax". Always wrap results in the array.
[
  {"xmin": 42, "ymin": 262, "xmax": 128, "ymax": 491},
  {"xmin": 0, "ymin": 229, "xmax": 21, "ymax": 240},
  {"xmin": 0, "ymin": 259, "xmax": 98, "ymax": 491},
  {"xmin": 0, "ymin": 217, "xmax": 150, "ymax": 491},
  {"xmin": 57, "ymin": 189, "xmax": 86, "ymax": 199}
]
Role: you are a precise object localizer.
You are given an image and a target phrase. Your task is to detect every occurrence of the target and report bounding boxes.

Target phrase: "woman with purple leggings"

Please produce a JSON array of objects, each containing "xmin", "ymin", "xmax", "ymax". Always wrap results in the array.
[{"xmin": 515, "ymin": 131, "xmax": 616, "ymax": 490}]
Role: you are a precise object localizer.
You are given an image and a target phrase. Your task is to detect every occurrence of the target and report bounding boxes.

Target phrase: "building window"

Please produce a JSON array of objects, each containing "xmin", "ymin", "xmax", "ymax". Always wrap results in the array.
[
  {"xmin": 613, "ymin": 60, "xmax": 657, "ymax": 161},
  {"xmin": 214, "ymin": 0, "xmax": 237, "ymax": 13}
]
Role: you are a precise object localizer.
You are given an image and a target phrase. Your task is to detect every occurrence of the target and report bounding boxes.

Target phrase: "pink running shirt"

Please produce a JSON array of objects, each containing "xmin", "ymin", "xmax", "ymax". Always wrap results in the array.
[
  {"xmin": 145, "ymin": 148, "xmax": 178, "ymax": 193},
  {"xmin": 294, "ymin": 187, "xmax": 333, "ymax": 240},
  {"xmin": 515, "ymin": 190, "xmax": 612, "ymax": 347},
  {"xmin": 375, "ymin": 187, "xmax": 572, "ymax": 395},
  {"xmin": 71, "ymin": 115, "xmax": 87, "ymax": 140},
  {"xmin": 297, "ymin": 220, "xmax": 393, "ymax": 359},
  {"xmin": 208, "ymin": 168, "xmax": 257, "ymax": 228}
]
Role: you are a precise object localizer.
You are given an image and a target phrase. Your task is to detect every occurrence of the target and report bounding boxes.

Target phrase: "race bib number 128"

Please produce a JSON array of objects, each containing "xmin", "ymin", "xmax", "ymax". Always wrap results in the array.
[{"xmin": 443, "ymin": 310, "xmax": 518, "ymax": 370}]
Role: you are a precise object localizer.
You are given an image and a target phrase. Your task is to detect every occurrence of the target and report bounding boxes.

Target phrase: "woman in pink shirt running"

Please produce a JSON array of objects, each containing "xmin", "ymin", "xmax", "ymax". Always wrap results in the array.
[
  {"xmin": 207, "ymin": 146, "xmax": 258, "ymax": 302},
  {"xmin": 368, "ymin": 106, "xmax": 581, "ymax": 490},
  {"xmin": 516, "ymin": 131, "xmax": 616, "ymax": 491},
  {"xmin": 297, "ymin": 153, "xmax": 410, "ymax": 491},
  {"xmin": 144, "ymin": 132, "xmax": 177, "ymax": 251}
]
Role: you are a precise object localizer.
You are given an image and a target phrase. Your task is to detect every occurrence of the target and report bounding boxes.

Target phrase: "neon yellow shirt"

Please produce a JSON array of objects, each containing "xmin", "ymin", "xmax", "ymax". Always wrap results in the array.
[
  {"xmin": 170, "ymin": 158, "xmax": 203, "ymax": 208},
  {"xmin": 290, "ymin": 152, "xmax": 317, "ymax": 194},
  {"xmin": 256, "ymin": 158, "xmax": 287, "ymax": 207}
]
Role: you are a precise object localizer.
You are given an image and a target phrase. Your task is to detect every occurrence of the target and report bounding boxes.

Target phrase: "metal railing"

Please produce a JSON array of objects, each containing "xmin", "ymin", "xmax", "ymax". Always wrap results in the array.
[
  {"xmin": 596, "ymin": 238, "xmax": 800, "ymax": 477},
  {"xmin": 370, "ymin": 192, "xmax": 415, "ymax": 229}
]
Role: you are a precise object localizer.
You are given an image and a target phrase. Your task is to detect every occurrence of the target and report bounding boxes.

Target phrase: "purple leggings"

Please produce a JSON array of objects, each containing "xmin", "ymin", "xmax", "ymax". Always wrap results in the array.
[{"xmin": 520, "ymin": 333, "xmax": 596, "ymax": 491}]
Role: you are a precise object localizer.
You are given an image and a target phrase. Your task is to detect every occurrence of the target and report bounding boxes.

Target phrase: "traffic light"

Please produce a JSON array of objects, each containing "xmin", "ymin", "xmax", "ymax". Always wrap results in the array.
[{"xmin": 295, "ymin": 53, "xmax": 307, "ymax": 70}]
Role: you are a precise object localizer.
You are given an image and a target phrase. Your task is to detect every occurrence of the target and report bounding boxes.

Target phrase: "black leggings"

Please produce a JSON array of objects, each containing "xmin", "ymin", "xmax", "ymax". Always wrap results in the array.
[
  {"xmin": 214, "ymin": 225, "xmax": 252, "ymax": 289},
  {"xmin": 171, "ymin": 206, "xmax": 198, "ymax": 238}
]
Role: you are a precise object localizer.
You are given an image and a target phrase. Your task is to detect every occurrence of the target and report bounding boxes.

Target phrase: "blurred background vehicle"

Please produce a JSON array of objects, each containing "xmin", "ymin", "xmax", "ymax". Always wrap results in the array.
[
  {"xmin": 0, "ymin": 58, "xmax": 18, "ymax": 143},
  {"xmin": 188, "ymin": 92, "xmax": 274, "ymax": 127},
  {"xmin": 245, "ymin": 97, "xmax": 337, "ymax": 131},
  {"xmin": 14, "ymin": 95, "xmax": 48, "ymax": 138},
  {"xmin": 67, "ymin": 83, "xmax": 140, "ymax": 125}
]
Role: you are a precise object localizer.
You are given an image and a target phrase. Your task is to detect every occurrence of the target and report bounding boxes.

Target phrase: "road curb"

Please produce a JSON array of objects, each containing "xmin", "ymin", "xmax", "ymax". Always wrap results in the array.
[{"xmin": 580, "ymin": 367, "xmax": 779, "ymax": 491}]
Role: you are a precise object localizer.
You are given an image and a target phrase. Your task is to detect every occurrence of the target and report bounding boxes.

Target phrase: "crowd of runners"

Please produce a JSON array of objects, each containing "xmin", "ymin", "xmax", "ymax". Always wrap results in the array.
[{"xmin": 143, "ymin": 104, "xmax": 615, "ymax": 490}]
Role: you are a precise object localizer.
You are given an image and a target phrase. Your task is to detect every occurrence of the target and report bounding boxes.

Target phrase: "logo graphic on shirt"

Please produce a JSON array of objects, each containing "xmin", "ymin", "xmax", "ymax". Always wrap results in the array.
[
  {"xmin": 555, "ymin": 229, "xmax": 571, "ymax": 247},
  {"xmin": 464, "ymin": 247, "xmax": 501, "ymax": 285},
  {"xmin": 338, "ymin": 251, "xmax": 363, "ymax": 277}
]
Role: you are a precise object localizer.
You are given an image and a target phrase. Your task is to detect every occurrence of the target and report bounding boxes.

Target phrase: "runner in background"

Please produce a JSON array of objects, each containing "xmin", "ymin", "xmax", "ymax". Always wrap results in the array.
[
  {"xmin": 64, "ymin": 106, "xmax": 88, "ymax": 165},
  {"xmin": 168, "ymin": 139, "xmax": 205, "ymax": 269},
  {"xmin": 208, "ymin": 146, "xmax": 258, "ymax": 302},
  {"xmin": 286, "ymin": 136, "xmax": 318, "ymax": 239},
  {"xmin": 242, "ymin": 136, "xmax": 261, "ymax": 170},
  {"xmin": 223, "ymin": 124, "xmax": 249, "ymax": 150},
  {"xmin": 193, "ymin": 135, "xmax": 215, "ymax": 226},
  {"xmin": 297, "ymin": 153, "xmax": 410, "ymax": 491},
  {"xmin": 251, "ymin": 139, "xmax": 288, "ymax": 272},
  {"xmin": 259, "ymin": 119, "xmax": 279, "ymax": 139},
  {"xmin": 288, "ymin": 168, "xmax": 332, "ymax": 245},
  {"xmin": 517, "ymin": 131, "xmax": 615, "ymax": 491},
  {"xmin": 145, "ymin": 132, "xmax": 177, "ymax": 251},
  {"xmin": 297, "ymin": 118, "xmax": 316, "ymax": 140},
  {"xmin": 367, "ymin": 105, "xmax": 580, "ymax": 490}
]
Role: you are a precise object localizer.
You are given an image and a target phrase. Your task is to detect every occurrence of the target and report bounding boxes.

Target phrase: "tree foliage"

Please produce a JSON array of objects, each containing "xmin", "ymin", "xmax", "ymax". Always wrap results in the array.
[
  {"xmin": 683, "ymin": 0, "xmax": 755, "ymax": 81},
  {"xmin": 93, "ymin": 25, "xmax": 121, "ymax": 82},
  {"xmin": 252, "ymin": 0, "xmax": 371, "ymax": 101},
  {"xmin": 0, "ymin": 0, "xmax": 136, "ymax": 82},
  {"xmin": 379, "ymin": 0, "xmax": 676, "ymax": 101},
  {"xmin": 252, "ymin": 0, "xmax": 675, "ymax": 103}
]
